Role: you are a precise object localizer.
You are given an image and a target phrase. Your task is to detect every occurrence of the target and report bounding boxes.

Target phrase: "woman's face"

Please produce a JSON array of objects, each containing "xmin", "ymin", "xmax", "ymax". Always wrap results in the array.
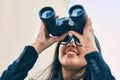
[{"xmin": 58, "ymin": 39, "xmax": 87, "ymax": 70}]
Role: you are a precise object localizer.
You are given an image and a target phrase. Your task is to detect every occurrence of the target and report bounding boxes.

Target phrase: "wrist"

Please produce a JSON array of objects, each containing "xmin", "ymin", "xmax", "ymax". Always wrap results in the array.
[{"xmin": 32, "ymin": 41, "xmax": 44, "ymax": 54}]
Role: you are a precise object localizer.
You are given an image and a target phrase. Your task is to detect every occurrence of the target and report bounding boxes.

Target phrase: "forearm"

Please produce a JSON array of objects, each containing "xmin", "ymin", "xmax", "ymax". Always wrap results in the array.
[
  {"xmin": 85, "ymin": 51, "xmax": 115, "ymax": 80},
  {"xmin": 0, "ymin": 46, "xmax": 38, "ymax": 80}
]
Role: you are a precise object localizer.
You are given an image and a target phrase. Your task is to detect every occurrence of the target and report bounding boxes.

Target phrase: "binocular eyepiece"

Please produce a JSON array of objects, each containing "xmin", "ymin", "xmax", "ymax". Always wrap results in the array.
[{"xmin": 39, "ymin": 5, "xmax": 86, "ymax": 36}]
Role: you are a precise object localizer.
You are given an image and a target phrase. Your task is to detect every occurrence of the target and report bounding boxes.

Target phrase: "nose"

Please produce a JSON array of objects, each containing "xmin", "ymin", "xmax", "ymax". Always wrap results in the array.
[{"xmin": 67, "ymin": 39, "xmax": 76, "ymax": 48}]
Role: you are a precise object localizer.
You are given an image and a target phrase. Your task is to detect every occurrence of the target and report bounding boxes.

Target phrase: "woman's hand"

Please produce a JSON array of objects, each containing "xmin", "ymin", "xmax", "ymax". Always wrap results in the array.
[
  {"xmin": 69, "ymin": 15, "xmax": 98, "ymax": 55},
  {"xmin": 32, "ymin": 22, "xmax": 67, "ymax": 54}
]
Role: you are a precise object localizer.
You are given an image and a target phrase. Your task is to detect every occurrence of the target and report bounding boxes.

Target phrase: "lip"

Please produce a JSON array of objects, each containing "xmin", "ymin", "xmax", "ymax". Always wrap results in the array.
[{"xmin": 65, "ymin": 49, "xmax": 79, "ymax": 56}]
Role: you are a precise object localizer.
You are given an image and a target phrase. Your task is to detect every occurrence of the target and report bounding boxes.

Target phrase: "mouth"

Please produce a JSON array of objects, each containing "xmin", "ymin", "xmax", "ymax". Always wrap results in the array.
[{"xmin": 64, "ymin": 50, "xmax": 79, "ymax": 57}]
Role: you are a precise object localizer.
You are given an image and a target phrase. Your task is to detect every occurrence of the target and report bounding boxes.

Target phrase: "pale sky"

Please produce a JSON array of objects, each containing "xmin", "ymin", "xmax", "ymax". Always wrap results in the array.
[{"xmin": 0, "ymin": 0, "xmax": 120, "ymax": 79}]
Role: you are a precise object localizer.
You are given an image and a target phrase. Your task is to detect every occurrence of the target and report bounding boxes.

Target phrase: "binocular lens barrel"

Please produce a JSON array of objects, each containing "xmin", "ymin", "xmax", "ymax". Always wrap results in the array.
[
  {"xmin": 69, "ymin": 5, "xmax": 86, "ymax": 34},
  {"xmin": 39, "ymin": 4, "xmax": 86, "ymax": 36},
  {"xmin": 40, "ymin": 7, "xmax": 55, "ymax": 19},
  {"xmin": 39, "ymin": 7, "xmax": 57, "ymax": 35}
]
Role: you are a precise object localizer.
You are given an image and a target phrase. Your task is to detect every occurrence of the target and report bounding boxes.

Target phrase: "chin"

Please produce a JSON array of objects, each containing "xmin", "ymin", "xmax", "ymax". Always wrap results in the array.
[{"xmin": 61, "ymin": 59, "xmax": 87, "ymax": 68}]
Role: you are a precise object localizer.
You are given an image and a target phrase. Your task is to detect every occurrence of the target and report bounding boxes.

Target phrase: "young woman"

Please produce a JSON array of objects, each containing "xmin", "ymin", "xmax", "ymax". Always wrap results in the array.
[{"xmin": 0, "ymin": 16, "xmax": 115, "ymax": 80}]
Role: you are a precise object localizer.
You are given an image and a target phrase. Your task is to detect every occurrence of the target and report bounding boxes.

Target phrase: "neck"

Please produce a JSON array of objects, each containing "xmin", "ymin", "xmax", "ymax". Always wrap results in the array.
[{"xmin": 62, "ymin": 66, "xmax": 87, "ymax": 80}]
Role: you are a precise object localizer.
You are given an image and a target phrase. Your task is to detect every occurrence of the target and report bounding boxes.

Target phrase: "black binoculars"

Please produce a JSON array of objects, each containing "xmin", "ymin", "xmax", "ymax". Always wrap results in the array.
[{"xmin": 39, "ymin": 5, "xmax": 86, "ymax": 36}]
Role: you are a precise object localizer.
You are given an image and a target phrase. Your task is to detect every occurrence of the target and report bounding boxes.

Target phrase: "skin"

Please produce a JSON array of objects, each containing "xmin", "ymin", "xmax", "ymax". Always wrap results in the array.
[
  {"xmin": 32, "ymin": 15, "xmax": 98, "ymax": 80},
  {"xmin": 59, "ymin": 16, "xmax": 98, "ymax": 80},
  {"xmin": 32, "ymin": 22, "xmax": 67, "ymax": 54}
]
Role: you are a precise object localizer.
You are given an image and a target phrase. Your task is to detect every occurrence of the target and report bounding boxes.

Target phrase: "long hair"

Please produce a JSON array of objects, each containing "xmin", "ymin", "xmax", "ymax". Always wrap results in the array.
[
  {"xmin": 28, "ymin": 42, "xmax": 62, "ymax": 80},
  {"xmin": 29, "ymin": 36, "xmax": 101, "ymax": 80}
]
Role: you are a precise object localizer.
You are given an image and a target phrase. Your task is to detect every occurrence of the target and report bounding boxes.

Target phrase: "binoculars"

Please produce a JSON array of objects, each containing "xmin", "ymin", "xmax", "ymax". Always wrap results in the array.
[{"xmin": 39, "ymin": 5, "xmax": 86, "ymax": 36}]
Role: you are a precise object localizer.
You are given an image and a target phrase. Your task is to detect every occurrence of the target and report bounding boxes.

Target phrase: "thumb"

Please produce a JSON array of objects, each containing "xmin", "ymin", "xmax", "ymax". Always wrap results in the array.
[{"xmin": 54, "ymin": 33, "xmax": 68, "ymax": 42}]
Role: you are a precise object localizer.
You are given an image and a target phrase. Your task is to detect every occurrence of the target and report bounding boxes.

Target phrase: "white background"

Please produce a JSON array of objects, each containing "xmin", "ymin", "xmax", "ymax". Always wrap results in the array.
[{"xmin": 0, "ymin": 0, "xmax": 120, "ymax": 79}]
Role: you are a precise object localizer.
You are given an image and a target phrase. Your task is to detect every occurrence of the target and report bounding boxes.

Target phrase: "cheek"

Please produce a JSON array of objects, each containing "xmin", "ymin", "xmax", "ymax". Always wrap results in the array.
[{"xmin": 58, "ymin": 46, "xmax": 66, "ymax": 62}]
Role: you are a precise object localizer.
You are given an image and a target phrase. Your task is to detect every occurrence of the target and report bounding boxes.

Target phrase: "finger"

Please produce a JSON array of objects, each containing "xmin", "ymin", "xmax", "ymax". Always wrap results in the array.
[
  {"xmin": 69, "ymin": 31, "xmax": 86, "ymax": 46},
  {"xmin": 41, "ymin": 21, "xmax": 50, "ymax": 38},
  {"xmin": 69, "ymin": 30, "xmax": 83, "ymax": 40},
  {"xmin": 84, "ymin": 15, "xmax": 91, "ymax": 31},
  {"xmin": 84, "ymin": 16, "xmax": 94, "ymax": 35},
  {"xmin": 53, "ymin": 33, "xmax": 68, "ymax": 42}
]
